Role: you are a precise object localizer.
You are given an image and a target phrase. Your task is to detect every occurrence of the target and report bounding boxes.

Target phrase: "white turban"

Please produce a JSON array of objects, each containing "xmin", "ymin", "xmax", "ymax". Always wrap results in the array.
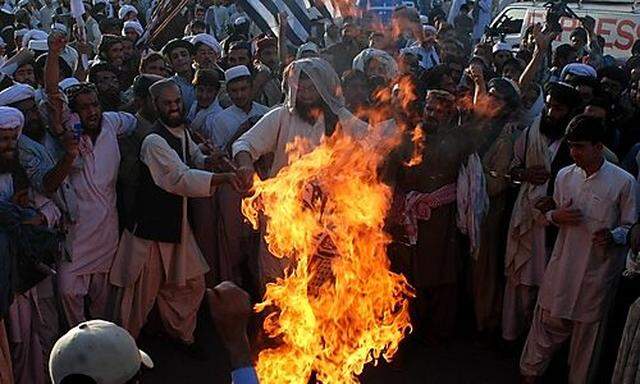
[
  {"xmin": 561, "ymin": 63, "xmax": 597, "ymax": 79},
  {"xmin": 0, "ymin": 107, "xmax": 25, "ymax": 135},
  {"xmin": 284, "ymin": 57, "xmax": 345, "ymax": 115},
  {"xmin": 296, "ymin": 42, "xmax": 319, "ymax": 59},
  {"xmin": 21, "ymin": 29, "xmax": 48, "ymax": 49},
  {"xmin": 59, "ymin": 77, "xmax": 80, "ymax": 92},
  {"xmin": 423, "ymin": 25, "xmax": 437, "ymax": 35},
  {"xmin": 352, "ymin": 48, "xmax": 398, "ymax": 81},
  {"xmin": 118, "ymin": 4, "xmax": 138, "ymax": 19},
  {"xmin": 27, "ymin": 39, "xmax": 48, "ymax": 52},
  {"xmin": 14, "ymin": 29, "xmax": 29, "ymax": 39},
  {"xmin": 0, "ymin": 84, "xmax": 36, "ymax": 106},
  {"xmin": 122, "ymin": 20, "xmax": 144, "ymax": 37},
  {"xmin": 52, "ymin": 23, "xmax": 68, "ymax": 34},
  {"xmin": 27, "ymin": 40, "xmax": 78, "ymax": 72},
  {"xmin": 492, "ymin": 41, "xmax": 511, "ymax": 54},
  {"xmin": 191, "ymin": 33, "xmax": 221, "ymax": 55}
]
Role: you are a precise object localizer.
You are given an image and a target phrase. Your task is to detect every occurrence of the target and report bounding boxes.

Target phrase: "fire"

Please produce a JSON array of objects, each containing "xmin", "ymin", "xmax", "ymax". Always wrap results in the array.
[
  {"xmin": 242, "ymin": 130, "xmax": 413, "ymax": 384},
  {"xmin": 404, "ymin": 127, "xmax": 424, "ymax": 167}
]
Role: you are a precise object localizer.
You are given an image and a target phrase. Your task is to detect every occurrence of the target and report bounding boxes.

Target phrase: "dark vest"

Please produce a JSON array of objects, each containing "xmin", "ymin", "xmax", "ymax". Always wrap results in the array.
[{"xmin": 131, "ymin": 124, "xmax": 192, "ymax": 243}]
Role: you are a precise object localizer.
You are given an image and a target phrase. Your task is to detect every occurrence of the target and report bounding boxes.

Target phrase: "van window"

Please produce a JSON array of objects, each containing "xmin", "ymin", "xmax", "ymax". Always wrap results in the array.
[{"xmin": 495, "ymin": 7, "xmax": 527, "ymax": 34}]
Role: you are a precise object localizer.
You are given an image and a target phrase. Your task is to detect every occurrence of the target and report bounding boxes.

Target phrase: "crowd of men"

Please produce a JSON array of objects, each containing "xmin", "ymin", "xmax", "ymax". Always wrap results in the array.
[{"xmin": 1, "ymin": 0, "xmax": 640, "ymax": 383}]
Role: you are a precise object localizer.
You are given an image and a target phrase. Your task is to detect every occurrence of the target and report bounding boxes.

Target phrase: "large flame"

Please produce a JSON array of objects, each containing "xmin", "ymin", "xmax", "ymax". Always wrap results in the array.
[{"xmin": 242, "ymin": 131, "xmax": 413, "ymax": 384}]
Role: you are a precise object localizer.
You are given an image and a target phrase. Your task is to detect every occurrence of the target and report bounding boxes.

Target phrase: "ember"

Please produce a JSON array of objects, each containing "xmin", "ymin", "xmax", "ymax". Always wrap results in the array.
[{"xmin": 242, "ymin": 132, "xmax": 413, "ymax": 384}]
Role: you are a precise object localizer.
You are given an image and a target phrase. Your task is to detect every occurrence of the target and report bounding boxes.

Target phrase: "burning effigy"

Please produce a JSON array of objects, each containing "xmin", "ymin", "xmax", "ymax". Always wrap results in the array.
[{"xmin": 241, "ymin": 131, "xmax": 413, "ymax": 384}]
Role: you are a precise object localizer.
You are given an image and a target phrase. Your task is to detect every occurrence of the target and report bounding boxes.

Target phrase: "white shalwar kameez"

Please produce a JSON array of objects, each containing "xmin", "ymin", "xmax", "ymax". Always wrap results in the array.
[
  {"xmin": 110, "ymin": 125, "xmax": 212, "ymax": 343},
  {"xmin": 57, "ymin": 111, "xmax": 136, "ymax": 326},
  {"xmin": 186, "ymin": 98, "xmax": 223, "ymax": 134},
  {"xmin": 203, "ymin": 102, "xmax": 269, "ymax": 149},
  {"xmin": 520, "ymin": 161, "xmax": 637, "ymax": 384},
  {"xmin": 231, "ymin": 58, "xmax": 368, "ymax": 287},
  {"xmin": 502, "ymin": 118, "xmax": 562, "ymax": 341}
]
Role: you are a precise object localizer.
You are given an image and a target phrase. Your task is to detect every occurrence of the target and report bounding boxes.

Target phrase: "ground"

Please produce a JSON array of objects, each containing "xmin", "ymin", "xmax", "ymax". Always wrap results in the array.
[{"xmin": 138, "ymin": 304, "xmax": 526, "ymax": 384}]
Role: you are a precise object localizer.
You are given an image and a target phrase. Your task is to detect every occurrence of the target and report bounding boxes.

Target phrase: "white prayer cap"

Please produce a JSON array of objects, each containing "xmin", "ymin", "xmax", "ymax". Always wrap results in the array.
[
  {"xmin": 0, "ymin": 37, "xmax": 5, "ymax": 48},
  {"xmin": 52, "ymin": 23, "xmax": 68, "ymax": 35},
  {"xmin": 59, "ymin": 77, "xmax": 80, "ymax": 92},
  {"xmin": 492, "ymin": 41, "xmax": 511, "ymax": 53},
  {"xmin": 122, "ymin": 20, "xmax": 144, "ymax": 37},
  {"xmin": 27, "ymin": 39, "xmax": 48, "ymax": 52},
  {"xmin": 61, "ymin": 45, "xmax": 79, "ymax": 72},
  {"xmin": 0, "ymin": 49, "xmax": 34, "ymax": 75},
  {"xmin": 118, "ymin": 4, "xmax": 138, "ymax": 19},
  {"xmin": 191, "ymin": 33, "xmax": 221, "ymax": 55},
  {"xmin": 423, "ymin": 25, "xmax": 437, "ymax": 35},
  {"xmin": 225, "ymin": 65, "xmax": 251, "ymax": 82},
  {"xmin": 419, "ymin": 15, "xmax": 428, "ymax": 25},
  {"xmin": 0, "ymin": 107, "xmax": 24, "ymax": 134},
  {"xmin": 296, "ymin": 41, "xmax": 320, "ymax": 59},
  {"xmin": 14, "ymin": 28, "xmax": 29, "ymax": 39},
  {"xmin": 22, "ymin": 29, "xmax": 48, "ymax": 49},
  {"xmin": 0, "ymin": 84, "xmax": 36, "ymax": 106},
  {"xmin": 561, "ymin": 62, "xmax": 597, "ymax": 79},
  {"xmin": 49, "ymin": 320, "xmax": 154, "ymax": 384},
  {"xmin": 233, "ymin": 15, "xmax": 249, "ymax": 26},
  {"xmin": 93, "ymin": 0, "xmax": 108, "ymax": 4}
]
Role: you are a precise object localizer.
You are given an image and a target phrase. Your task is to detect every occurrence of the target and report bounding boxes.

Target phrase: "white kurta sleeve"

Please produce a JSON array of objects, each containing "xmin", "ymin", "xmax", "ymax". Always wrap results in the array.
[
  {"xmin": 612, "ymin": 177, "xmax": 638, "ymax": 245},
  {"xmin": 104, "ymin": 111, "xmax": 137, "ymax": 136},
  {"xmin": 140, "ymin": 134, "xmax": 214, "ymax": 197},
  {"xmin": 187, "ymin": 132, "xmax": 208, "ymax": 169},
  {"xmin": 231, "ymin": 108, "xmax": 281, "ymax": 161}
]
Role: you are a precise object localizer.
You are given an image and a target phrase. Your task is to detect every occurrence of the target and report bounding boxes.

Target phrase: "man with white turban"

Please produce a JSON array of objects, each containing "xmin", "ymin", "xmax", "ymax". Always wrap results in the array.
[
  {"xmin": 0, "ymin": 106, "xmax": 62, "ymax": 384},
  {"xmin": 118, "ymin": 4, "xmax": 138, "ymax": 21},
  {"xmin": 190, "ymin": 33, "xmax": 221, "ymax": 71},
  {"xmin": 122, "ymin": 20, "xmax": 144, "ymax": 43},
  {"xmin": 0, "ymin": 106, "xmax": 22, "ymax": 384},
  {"xmin": 232, "ymin": 57, "xmax": 368, "ymax": 286},
  {"xmin": 352, "ymin": 48, "xmax": 399, "ymax": 83}
]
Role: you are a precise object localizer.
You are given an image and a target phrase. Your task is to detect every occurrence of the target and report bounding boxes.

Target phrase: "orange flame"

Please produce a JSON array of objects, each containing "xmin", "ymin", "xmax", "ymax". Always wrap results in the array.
[
  {"xmin": 404, "ymin": 127, "xmax": 424, "ymax": 167},
  {"xmin": 242, "ymin": 131, "xmax": 413, "ymax": 384}
]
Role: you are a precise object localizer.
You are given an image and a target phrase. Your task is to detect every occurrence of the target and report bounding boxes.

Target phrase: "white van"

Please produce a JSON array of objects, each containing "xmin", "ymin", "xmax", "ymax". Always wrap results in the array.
[{"xmin": 489, "ymin": 1, "xmax": 640, "ymax": 59}]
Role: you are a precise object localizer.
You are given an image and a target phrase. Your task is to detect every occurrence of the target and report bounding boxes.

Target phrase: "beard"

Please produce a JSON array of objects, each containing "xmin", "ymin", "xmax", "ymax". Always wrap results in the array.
[
  {"xmin": 159, "ymin": 108, "xmax": 186, "ymax": 128},
  {"xmin": 295, "ymin": 100, "xmax": 324, "ymax": 125},
  {"xmin": 540, "ymin": 113, "xmax": 570, "ymax": 141}
]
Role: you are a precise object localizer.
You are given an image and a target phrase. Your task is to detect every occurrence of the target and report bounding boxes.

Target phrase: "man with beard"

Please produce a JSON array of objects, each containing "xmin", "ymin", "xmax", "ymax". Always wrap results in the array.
[
  {"xmin": 162, "ymin": 39, "xmax": 196, "ymax": 110},
  {"xmin": 97, "ymin": 34, "xmax": 124, "ymax": 71},
  {"xmin": 386, "ymin": 90, "xmax": 474, "ymax": 344},
  {"xmin": 232, "ymin": 57, "xmax": 368, "ymax": 287},
  {"xmin": 0, "ymin": 108, "xmax": 19, "ymax": 384},
  {"xmin": 109, "ymin": 79, "xmax": 241, "ymax": 354},
  {"xmin": 88, "ymin": 62, "xmax": 123, "ymax": 111},
  {"xmin": 0, "ymin": 84, "xmax": 47, "ymax": 144},
  {"xmin": 520, "ymin": 115, "xmax": 637, "ymax": 384},
  {"xmin": 502, "ymin": 81, "xmax": 582, "ymax": 343}
]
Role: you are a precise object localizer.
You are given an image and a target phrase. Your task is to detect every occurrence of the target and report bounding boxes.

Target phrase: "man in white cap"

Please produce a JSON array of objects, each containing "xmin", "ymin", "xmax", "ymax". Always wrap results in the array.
[
  {"xmin": 191, "ymin": 33, "xmax": 222, "ymax": 71},
  {"xmin": 232, "ymin": 58, "xmax": 368, "ymax": 286},
  {"xmin": 201, "ymin": 65, "xmax": 268, "ymax": 286},
  {"xmin": 118, "ymin": 4, "xmax": 138, "ymax": 22},
  {"xmin": 405, "ymin": 25, "xmax": 440, "ymax": 71},
  {"xmin": 492, "ymin": 41, "xmax": 513, "ymax": 75},
  {"xmin": 122, "ymin": 20, "xmax": 144, "ymax": 44},
  {"xmin": 109, "ymin": 78, "xmax": 241, "ymax": 355},
  {"xmin": 48, "ymin": 320, "xmax": 154, "ymax": 384},
  {"xmin": 0, "ymin": 84, "xmax": 48, "ymax": 144},
  {"xmin": 0, "ymin": 106, "xmax": 24, "ymax": 384},
  {"xmin": 0, "ymin": 105, "xmax": 62, "ymax": 384},
  {"xmin": 205, "ymin": 65, "xmax": 268, "ymax": 148}
]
